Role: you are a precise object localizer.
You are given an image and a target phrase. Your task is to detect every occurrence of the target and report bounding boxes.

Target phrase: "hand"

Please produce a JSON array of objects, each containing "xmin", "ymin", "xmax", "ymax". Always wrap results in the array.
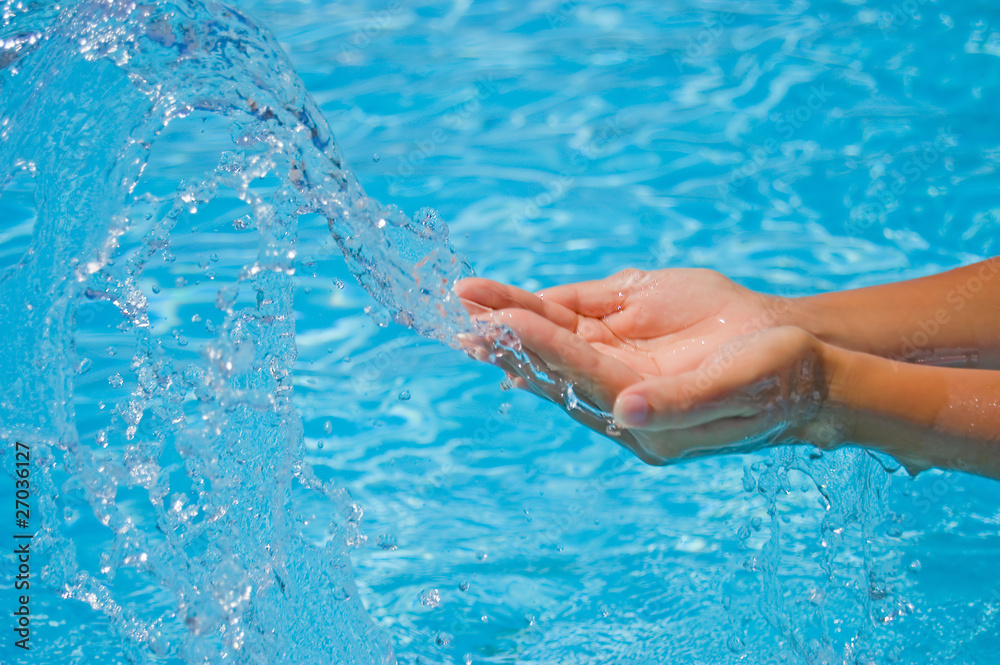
[{"xmin": 454, "ymin": 269, "xmax": 835, "ymax": 464}]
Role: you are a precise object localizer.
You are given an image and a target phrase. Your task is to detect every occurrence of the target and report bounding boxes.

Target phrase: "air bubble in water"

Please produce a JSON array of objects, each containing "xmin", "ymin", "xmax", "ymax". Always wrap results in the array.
[
  {"xmin": 323, "ymin": 420, "xmax": 333, "ymax": 434},
  {"xmin": 109, "ymin": 373, "xmax": 124, "ymax": 388},
  {"xmin": 398, "ymin": 390, "xmax": 410, "ymax": 401}
]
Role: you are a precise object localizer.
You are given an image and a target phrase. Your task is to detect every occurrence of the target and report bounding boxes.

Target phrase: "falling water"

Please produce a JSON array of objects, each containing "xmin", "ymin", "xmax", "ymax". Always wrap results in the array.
[{"xmin": 0, "ymin": 0, "xmax": 477, "ymax": 661}]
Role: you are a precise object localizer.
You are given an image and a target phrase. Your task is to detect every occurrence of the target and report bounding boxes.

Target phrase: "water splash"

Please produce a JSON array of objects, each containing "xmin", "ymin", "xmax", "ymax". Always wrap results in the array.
[{"xmin": 0, "ymin": 0, "xmax": 477, "ymax": 661}]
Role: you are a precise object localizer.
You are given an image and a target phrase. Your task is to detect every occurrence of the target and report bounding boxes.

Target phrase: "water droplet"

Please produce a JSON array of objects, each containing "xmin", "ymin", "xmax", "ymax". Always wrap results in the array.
[
  {"xmin": 216, "ymin": 286, "xmax": 238, "ymax": 310},
  {"xmin": 151, "ymin": 284, "xmax": 161, "ymax": 294},
  {"xmin": 605, "ymin": 422, "xmax": 621, "ymax": 437},
  {"xmin": 76, "ymin": 358, "xmax": 93, "ymax": 375},
  {"xmin": 459, "ymin": 580, "xmax": 469, "ymax": 592},
  {"xmin": 475, "ymin": 550, "xmax": 487, "ymax": 562},
  {"xmin": 372, "ymin": 153, "xmax": 380, "ymax": 162},
  {"xmin": 418, "ymin": 588, "xmax": 441, "ymax": 607},
  {"xmin": 397, "ymin": 390, "xmax": 411, "ymax": 401},
  {"xmin": 434, "ymin": 632, "xmax": 452, "ymax": 646},
  {"xmin": 562, "ymin": 384, "xmax": 579, "ymax": 410},
  {"xmin": 109, "ymin": 373, "xmax": 124, "ymax": 388},
  {"xmin": 335, "ymin": 279, "xmax": 345, "ymax": 289},
  {"xmin": 331, "ymin": 586, "xmax": 351, "ymax": 601},
  {"xmin": 323, "ymin": 420, "xmax": 333, "ymax": 434}
]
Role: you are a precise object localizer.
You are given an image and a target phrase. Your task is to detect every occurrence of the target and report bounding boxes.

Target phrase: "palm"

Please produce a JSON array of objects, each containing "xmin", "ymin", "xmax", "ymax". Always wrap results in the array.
[{"xmin": 556, "ymin": 269, "xmax": 782, "ymax": 378}]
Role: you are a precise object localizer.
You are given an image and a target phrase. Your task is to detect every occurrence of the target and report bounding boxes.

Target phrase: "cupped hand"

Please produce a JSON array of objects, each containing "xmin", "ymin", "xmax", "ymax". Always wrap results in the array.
[{"xmin": 454, "ymin": 269, "xmax": 833, "ymax": 464}]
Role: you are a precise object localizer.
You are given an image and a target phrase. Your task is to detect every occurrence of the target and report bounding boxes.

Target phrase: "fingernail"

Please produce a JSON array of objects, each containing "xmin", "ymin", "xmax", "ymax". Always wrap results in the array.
[{"xmin": 616, "ymin": 394, "xmax": 648, "ymax": 428}]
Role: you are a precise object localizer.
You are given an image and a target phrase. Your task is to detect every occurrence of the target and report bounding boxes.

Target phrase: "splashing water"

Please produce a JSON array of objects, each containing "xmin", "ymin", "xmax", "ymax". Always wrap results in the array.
[{"xmin": 0, "ymin": 0, "xmax": 482, "ymax": 661}]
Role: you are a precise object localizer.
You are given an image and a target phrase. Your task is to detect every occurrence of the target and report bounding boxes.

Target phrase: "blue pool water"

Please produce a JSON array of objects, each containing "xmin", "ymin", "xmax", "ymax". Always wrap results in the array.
[{"xmin": 2, "ymin": 0, "xmax": 1000, "ymax": 663}]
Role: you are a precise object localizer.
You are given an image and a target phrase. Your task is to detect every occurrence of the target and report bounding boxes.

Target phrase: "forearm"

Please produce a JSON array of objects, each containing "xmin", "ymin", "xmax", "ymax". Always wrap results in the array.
[
  {"xmin": 788, "ymin": 258, "xmax": 1000, "ymax": 368},
  {"xmin": 817, "ymin": 343, "xmax": 1000, "ymax": 479}
]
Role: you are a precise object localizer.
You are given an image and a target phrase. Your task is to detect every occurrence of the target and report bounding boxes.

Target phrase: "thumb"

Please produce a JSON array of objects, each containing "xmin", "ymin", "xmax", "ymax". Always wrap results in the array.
[
  {"xmin": 612, "ymin": 363, "xmax": 761, "ymax": 431},
  {"xmin": 613, "ymin": 327, "xmax": 819, "ymax": 430}
]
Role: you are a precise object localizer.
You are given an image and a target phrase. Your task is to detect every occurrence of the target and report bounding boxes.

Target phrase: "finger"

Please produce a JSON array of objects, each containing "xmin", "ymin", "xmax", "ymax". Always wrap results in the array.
[
  {"xmin": 590, "ymin": 341, "xmax": 662, "ymax": 375},
  {"xmin": 488, "ymin": 308, "xmax": 642, "ymax": 410},
  {"xmin": 454, "ymin": 278, "xmax": 580, "ymax": 330},
  {"xmin": 534, "ymin": 269, "xmax": 650, "ymax": 318},
  {"xmin": 492, "ymin": 345, "xmax": 565, "ymax": 404}
]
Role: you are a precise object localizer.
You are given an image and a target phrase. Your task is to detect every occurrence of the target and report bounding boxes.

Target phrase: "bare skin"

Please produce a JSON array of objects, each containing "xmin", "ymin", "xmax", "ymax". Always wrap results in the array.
[{"xmin": 454, "ymin": 260, "xmax": 1000, "ymax": 479}]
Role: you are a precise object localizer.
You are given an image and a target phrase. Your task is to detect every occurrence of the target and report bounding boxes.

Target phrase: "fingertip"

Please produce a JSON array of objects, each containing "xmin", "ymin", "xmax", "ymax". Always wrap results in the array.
[
  {"xmin": 452, "ymin": 277, "xmax": 477, "ymax": 300},
  {"xmin": 456, "ymin": 333, "xmax": 489, "ymax": 362},
  {"xmin": 614, "ymin": 392, "xmax": 648, "ymax": 429}
]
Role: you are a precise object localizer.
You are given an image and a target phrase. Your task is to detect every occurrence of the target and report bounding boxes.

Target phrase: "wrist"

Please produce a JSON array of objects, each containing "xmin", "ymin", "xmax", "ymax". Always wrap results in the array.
[
  {"xmin": 781, "ymin": 292, "xmax": 848, "ymax": 351},
  {"xmin": 804, "ymin": 341, "xmax": 956, "ymax": 470},
  {"xmin": 786, "ymin": 339, "xmax": 857, "ymax": 450}
]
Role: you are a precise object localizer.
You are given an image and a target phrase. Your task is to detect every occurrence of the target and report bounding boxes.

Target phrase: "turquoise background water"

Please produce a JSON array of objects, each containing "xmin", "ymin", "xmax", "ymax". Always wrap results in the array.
[{"xmin": 2, "ymin": 0, "xmax": 1000, "ymax": 663}]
